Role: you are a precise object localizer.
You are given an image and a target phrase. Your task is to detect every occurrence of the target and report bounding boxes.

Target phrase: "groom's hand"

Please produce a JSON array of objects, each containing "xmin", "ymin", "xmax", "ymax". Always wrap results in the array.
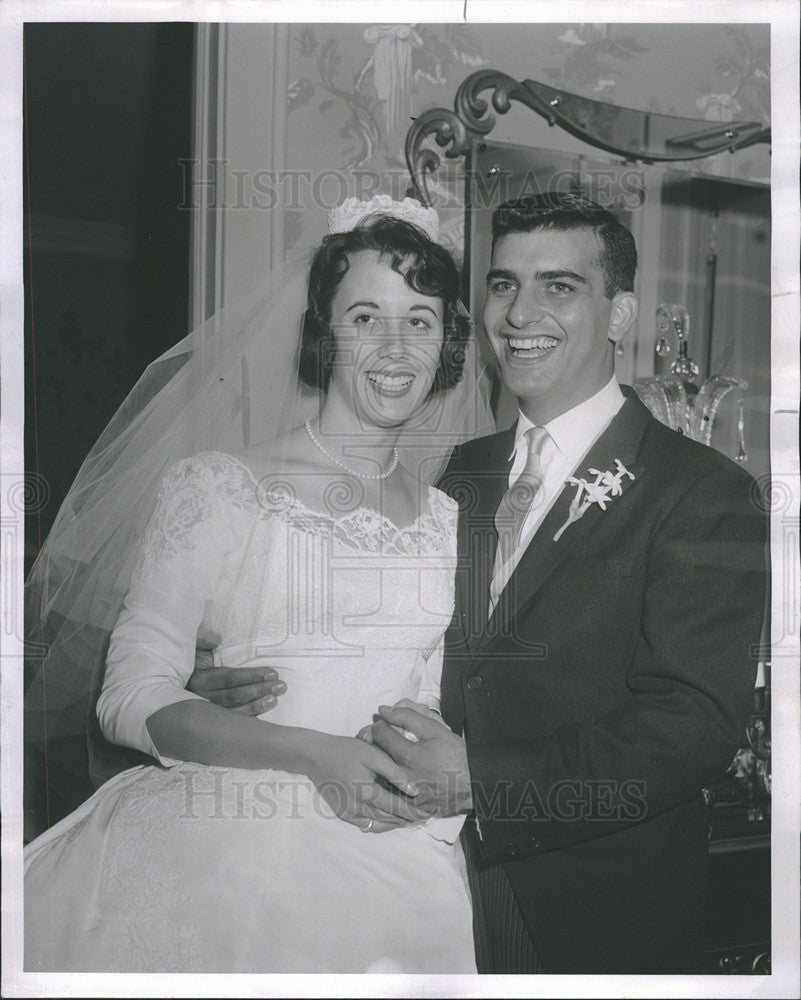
[
  {"xmin": 188, "ymin": 632, "xmax": 286, "ymax": 715},
  {"xmin": 356, "ymin": 698, "xmax": 443, "ymax": 743},
  {"xmin": 370, "ymin": 705, "xmax": 473, "ymax": 818}
]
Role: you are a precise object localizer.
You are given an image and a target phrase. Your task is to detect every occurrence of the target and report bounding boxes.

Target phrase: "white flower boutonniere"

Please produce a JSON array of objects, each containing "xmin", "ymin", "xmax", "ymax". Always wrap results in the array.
[{"xmin": 553, "ymin": 459, "xmax": 635, "ymax": 542}]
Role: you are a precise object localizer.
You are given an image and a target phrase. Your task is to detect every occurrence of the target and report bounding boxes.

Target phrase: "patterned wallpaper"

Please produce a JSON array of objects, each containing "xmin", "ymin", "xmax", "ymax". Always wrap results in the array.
[
  {"xmin": 287, "ymin": 24, "xmax": 485, "ymax": 172},
  {"xmin": 286, "ymin": 22, "xmax": 770, "ymax": 182}
]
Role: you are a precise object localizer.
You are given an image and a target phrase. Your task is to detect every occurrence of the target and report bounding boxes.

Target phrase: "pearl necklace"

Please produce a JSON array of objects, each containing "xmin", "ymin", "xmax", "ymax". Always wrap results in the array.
[{"xmin": 305, "ymin": 419, "xmax": 399, "ymax": 481}]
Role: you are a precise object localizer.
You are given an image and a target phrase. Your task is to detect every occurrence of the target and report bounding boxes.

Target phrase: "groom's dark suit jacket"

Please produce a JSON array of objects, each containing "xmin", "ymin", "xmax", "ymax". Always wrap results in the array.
[{"xmin": 438, "ymin": 388, "xmax": 767, "ymax": 974}]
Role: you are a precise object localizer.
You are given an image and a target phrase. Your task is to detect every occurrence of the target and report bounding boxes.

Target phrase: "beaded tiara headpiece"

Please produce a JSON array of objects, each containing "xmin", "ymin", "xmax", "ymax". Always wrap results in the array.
[{"xmin": 328, "ymin": 194, "xmax": 440, "ymax": 242}]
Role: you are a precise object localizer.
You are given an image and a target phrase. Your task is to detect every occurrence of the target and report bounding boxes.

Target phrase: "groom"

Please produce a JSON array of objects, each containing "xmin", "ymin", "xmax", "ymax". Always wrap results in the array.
[{"xmin": 189, "ymin": 194, "xmax": 767, "ymax": 973}]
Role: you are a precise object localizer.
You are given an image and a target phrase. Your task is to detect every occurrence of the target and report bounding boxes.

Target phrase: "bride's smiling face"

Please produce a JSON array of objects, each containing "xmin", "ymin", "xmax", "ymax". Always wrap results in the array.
[{"xmin": 327, "ymin": 250, "xmax": 445, "ymax": 428}]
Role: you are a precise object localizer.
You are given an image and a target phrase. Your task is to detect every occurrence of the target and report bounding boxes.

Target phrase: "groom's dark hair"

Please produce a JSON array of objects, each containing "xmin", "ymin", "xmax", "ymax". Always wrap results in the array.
[
  {"xmin": 491, "ymin": 193, "xmax": 637, "ymax": 299},
  {"xmin": 300, "ymin": 215, "xmax": 470, "ymax": 395}
]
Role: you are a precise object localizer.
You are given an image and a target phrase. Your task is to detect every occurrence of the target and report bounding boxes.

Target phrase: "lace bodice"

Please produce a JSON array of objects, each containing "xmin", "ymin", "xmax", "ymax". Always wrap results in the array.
[
  {"xmin": 99, "ymin": 452, "xmax": 459, "ymax": 755},
  {"xmin": 132, "ymin": 451, "xmax": 456, "ymax": 561}
]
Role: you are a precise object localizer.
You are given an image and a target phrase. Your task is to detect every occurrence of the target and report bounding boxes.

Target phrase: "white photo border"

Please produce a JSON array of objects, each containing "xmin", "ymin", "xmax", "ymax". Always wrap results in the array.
[{"xmin": 1, "ymin": 2, "xmax": 798, "ymax": 998}]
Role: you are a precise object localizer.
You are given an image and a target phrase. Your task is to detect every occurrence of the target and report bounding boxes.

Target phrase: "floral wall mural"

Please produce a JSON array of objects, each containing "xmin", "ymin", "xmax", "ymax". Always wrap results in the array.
[
  {"xmin": 542, "ymin": 23, "xmax": 650, "ymax": 97},
  {"xmin": 287, "ymin": 23, "xmax": 770, "ymax": 179},
  {"xmin": 695, "ymin": 26, "xmax": 770, "ymax": 126},
  {"xmin": 283, "ymin": 22, "xmax": 770, "ymax": 250},
  {"xmin": 539, "ymin": 21, "xmax": 769, "ymax": 134},
  {"xmin": 286, "ymin": 23, "xmax": 770, "ymax": 160},
  {"xmin": 288, "ymin": 23, "xmax": 485, "ymax": 171},
  {"xmin": 693, "ymin": 27, "xmax": 770, "ymax": 180}
]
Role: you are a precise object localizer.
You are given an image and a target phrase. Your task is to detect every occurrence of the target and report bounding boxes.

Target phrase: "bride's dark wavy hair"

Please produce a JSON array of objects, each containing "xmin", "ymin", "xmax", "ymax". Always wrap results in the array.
[{"xmin": 299, "ymin": 215, "xmax": 470, "ymax": 395}]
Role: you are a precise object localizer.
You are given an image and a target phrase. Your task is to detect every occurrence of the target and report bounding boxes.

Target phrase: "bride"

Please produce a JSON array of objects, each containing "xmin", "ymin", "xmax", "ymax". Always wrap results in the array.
[{"xmin": 23, "ymin": 196, "xmax": 493, "ymax": 973}]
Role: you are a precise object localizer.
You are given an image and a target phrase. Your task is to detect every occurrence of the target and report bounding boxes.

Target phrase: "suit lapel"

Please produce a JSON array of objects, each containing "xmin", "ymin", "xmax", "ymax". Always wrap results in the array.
[{"xmin": 478, "ymin": 392, "xmax": 651, "ymax": 656}]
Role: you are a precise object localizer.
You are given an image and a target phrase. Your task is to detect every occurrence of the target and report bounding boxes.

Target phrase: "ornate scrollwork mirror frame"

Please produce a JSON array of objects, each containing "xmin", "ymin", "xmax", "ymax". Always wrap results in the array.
[{"xmin": 405, "ymin": 69, "xmax": 770, "ymax": 206}]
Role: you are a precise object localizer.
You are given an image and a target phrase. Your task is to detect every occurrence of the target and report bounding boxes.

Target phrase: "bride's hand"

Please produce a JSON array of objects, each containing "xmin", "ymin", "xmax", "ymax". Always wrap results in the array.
[
  {"xmin": 356, "ymin": 699, "xmax": 450, "ymax": 743},
  {"xmin": 304, "ymin": 734, "xmax": 428, "ymax": 834}
]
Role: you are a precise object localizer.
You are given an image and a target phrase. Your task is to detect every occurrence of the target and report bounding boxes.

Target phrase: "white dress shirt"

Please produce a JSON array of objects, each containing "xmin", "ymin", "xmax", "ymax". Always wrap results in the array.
[{"xmin": 489, "ymin": 377, "xmax": 625, "ymax": 614}]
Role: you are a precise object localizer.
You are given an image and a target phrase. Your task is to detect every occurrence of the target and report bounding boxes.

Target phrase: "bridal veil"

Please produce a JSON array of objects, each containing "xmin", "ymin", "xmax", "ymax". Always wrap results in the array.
[{"xmin": 24, "ymin": 199, "xmax": 495, "ymax": 819}]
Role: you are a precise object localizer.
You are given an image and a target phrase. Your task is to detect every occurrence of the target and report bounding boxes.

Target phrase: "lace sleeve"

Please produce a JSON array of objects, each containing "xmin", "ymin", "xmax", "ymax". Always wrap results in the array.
[{"xmin": 97, "ymin": 453, "xmax": 241, "ymax": 764}]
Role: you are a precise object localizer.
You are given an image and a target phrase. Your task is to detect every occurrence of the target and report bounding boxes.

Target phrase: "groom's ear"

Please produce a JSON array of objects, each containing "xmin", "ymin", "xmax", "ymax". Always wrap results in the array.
[{"xmin": 608, "ymin": 292, "xmax": 638, "ymax": 345}]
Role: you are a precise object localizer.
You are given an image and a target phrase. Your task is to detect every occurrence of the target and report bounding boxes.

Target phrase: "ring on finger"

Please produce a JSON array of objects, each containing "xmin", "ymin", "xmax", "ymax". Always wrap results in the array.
[{"xmin": 360, "ymin": 818, "xmax": 374, "ymax": 833}]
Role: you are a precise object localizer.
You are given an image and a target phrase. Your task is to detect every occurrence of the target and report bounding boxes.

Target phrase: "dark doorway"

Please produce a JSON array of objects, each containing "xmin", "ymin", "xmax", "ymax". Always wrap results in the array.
[
  {"xmin": 23, "ymin": 22, "xmax": 195, "ymax": 835},
  {"xmin": 23, "ymin": 21, "xmax": 195, "ymax": 571}
]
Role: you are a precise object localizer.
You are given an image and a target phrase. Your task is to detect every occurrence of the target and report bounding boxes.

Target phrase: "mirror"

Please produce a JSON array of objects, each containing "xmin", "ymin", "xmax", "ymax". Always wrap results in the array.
[
  {"xmin": 406, "ymin": 69, "xmax": 770, "ymax": 207},
  {"xmin": 518, "ymin": 79, "xmax": 768, "ymax": 160}
]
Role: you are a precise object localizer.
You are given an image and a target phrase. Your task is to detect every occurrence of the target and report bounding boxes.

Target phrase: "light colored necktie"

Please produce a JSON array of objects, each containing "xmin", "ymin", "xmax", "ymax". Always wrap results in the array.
[{"xmin": 493, "ymin": 425, "xmax": 550, "ymax": 576}]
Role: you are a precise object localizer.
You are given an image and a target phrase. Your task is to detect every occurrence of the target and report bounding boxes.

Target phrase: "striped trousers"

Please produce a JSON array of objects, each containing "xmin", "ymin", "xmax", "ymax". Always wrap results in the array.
[{"xmin": 462, "ymin": 825, "xmax": 543, "ymax": 974}]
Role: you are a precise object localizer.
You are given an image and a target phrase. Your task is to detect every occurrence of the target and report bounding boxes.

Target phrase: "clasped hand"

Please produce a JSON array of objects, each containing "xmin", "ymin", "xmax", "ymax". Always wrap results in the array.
[
  {"xmin": 309, "ymin": 700, "xmax": 473, "ymax": 833},
  {"xmin": 188, "ymin": 648, "xmax": 428, "ymax": 832},
  {"xmin": 301, "ymin": 728, "xmax": 431, "ymax": 834},
  {"xmin": 361, "ymin": 700, "xmax": 473, "ymax": 820},
  {"xmin": 188, "ymin": 644, "xmax": 472, "ymax": 831}
]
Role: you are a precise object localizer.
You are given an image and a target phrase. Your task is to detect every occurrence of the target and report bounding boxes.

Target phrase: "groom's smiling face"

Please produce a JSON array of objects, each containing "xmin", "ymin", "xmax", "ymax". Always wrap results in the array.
[{"xmin": 483, "ymin": 227, "xmax": 636, "ymax": 424}]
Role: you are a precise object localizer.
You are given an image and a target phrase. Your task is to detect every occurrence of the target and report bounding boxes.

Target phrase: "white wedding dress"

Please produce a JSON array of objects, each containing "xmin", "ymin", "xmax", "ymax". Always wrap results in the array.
[{"xmin": 24, "ymin": 452, "xmax": 476, "ymax": 973}]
